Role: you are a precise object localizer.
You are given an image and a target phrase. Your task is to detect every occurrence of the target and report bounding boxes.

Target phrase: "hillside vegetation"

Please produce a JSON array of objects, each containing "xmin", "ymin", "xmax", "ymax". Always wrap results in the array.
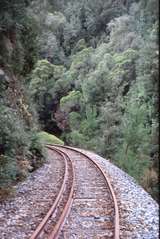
[
  {"xmin": 37, "ymin": 131, "xmax": 64, "ymax": 145},
  {"xmin": 0, "ymin": 0, "xmax": 158, "ymax": 200}
]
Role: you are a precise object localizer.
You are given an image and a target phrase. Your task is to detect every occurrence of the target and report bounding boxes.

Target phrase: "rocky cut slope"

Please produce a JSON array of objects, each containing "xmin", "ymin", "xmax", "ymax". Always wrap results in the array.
[{"xmin": 0, "ymin": 0, "xmax": 45, "ymax": 191}]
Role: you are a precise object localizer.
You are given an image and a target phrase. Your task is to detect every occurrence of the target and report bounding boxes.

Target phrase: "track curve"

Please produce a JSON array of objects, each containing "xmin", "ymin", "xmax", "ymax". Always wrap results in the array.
[
  {"xmin": 46, "ymin": 144, "xmax": 120, "ymax": 239},
  {"xmin": 30, "ymin": 147, "xmax": 74, "ymax": 239}
]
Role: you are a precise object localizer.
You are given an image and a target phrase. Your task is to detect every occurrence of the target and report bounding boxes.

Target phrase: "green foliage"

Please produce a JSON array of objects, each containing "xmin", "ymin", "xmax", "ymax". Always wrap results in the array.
[
  {"xmin": 114, "ymin": 49, "xmax": 138, "ymax": 66},
  {"xmin": 0, "ymin": 155, "xmax": 17, "ymax": 186},
  {"xmin": 60, "ymin": 90, "xmax": 82, "ymax": 112},
  {"xmin": 0, "ymin": 105, "xmax": 45, "ymax": 186},
  {"xmin": 21, "ymin": 16, "xmax": 39, "ymax": 75},
  {"xmin": 80, "ymin": 106, "xmax": 98, "ymax": 137},
  {"xmin": 29, "ymin": 60, "xmax": 55, "ymax": 97},
  {"xmin": 29, "ymin": 60, "xmax": 65, "ymax": 98},
  {"xmin": 0, "ymin": 1, "xmax": 38, "ymax": 75},
  {"xmin": 29, "ymin": 59, "xmax": 67, "ymax": 130},
  {"xmin": 64, "ymin": 130, "xmax": 86, "ymax": 148},
  {"xmin": 69, "ymin": 112, "xmax": 81, "ymax": 130},
  {"xmin": 116, "ymin": 149, "xmax": 150, "ymax": 181},
  {"xmin": 0, "ymin": 106, "xmax": 29, "ymax": 156},
  {"xmin": 0, "ymin": 1, "xmax": 44, "ymax": 190},
  {"xmin": 37, "ymin": 131, "xmax": 64, "ymax": 145},
  {"xmin": 115, "ymin": 83, "xmax": 151, "ymax": 180},
  {"xmin": 50, "ymin": 0, "xmax": 158, "ymax": 200},
  {"xmin": 72, "ymin": 39, "xmax": 87, "ymax": 54},
  {"xmin": 0, "ymin": 0, "xmax": 27, "ymax": 31}
]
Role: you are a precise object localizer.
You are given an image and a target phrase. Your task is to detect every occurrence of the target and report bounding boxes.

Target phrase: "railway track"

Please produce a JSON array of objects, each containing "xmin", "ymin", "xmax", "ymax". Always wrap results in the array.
[
  {"xmin": 30, "ymin": 147, "xmax": 74, "ymax": 239},
  {"xmin": 30, "ymin": 145, "xmax": 119, "ymax": 239}
]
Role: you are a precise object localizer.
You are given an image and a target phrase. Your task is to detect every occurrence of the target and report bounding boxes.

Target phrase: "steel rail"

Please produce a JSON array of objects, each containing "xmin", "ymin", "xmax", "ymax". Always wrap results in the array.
[
  {"xmin": 47, "ymin": 144, "xmax": 120, "ymax": 239},
  {"xmin": 30, "ymin": 147, "xmax": 74, "ymax": 239},
  {"xmin": 47, "ymin": 146, "xmax": 74, "ymax": 239}
]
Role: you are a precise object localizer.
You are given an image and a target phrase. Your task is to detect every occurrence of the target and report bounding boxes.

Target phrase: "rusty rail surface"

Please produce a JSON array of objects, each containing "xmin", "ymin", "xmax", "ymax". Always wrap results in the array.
[
  {"xmin": 47, "ymin": 144, "xmax": 120, "ymax": 239},
  {"xmin": 30, "ymin": 146, "xmax": 74, "ymax": 239}
]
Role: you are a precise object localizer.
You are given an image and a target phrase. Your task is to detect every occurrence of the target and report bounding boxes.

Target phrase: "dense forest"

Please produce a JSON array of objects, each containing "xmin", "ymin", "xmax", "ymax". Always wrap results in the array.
[{"xmin": 0, "ymin": 0, "xmax": 159, "ymax": 201}]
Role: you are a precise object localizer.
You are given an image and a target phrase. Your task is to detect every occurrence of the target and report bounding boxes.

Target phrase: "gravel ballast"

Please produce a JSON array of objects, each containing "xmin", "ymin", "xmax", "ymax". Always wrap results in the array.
[
  {"xmin": 0, "ymin": 150, "xmax": 64, "ymax": 239},
  {"xmin": 76, "ymin": 148, "xmax": 159, "ymax": 239},
  {"xmin": 0, "ymin": 147, "xmax": 159, "ymax": 239}
]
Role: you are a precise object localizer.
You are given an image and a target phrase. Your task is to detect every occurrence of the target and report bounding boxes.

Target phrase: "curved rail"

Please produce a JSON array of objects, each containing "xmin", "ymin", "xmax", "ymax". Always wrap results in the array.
[
  {"xmin": 30, "ymin": 147, "xmax": 74, "ymax": 239},
  {"xmin": 47, "ymin": 144, "xmax": 120, "ymax": 239},
  {"xmin": 47, "ymin": 146, "xmax": 74, "ymax": 239}
]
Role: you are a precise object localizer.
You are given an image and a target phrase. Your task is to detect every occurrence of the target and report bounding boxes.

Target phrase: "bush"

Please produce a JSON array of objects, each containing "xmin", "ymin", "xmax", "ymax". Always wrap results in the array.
[
  {"xmin": 0, "ymin": 155, "xmax": 17, "ymax": 186},
  {"xmin": 36, "ymin": 131, "xmax": 64, "ymax": 145},
  {"xmin": 0, "ymin": 105, "xmax": 45, "ymax": 186}
]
